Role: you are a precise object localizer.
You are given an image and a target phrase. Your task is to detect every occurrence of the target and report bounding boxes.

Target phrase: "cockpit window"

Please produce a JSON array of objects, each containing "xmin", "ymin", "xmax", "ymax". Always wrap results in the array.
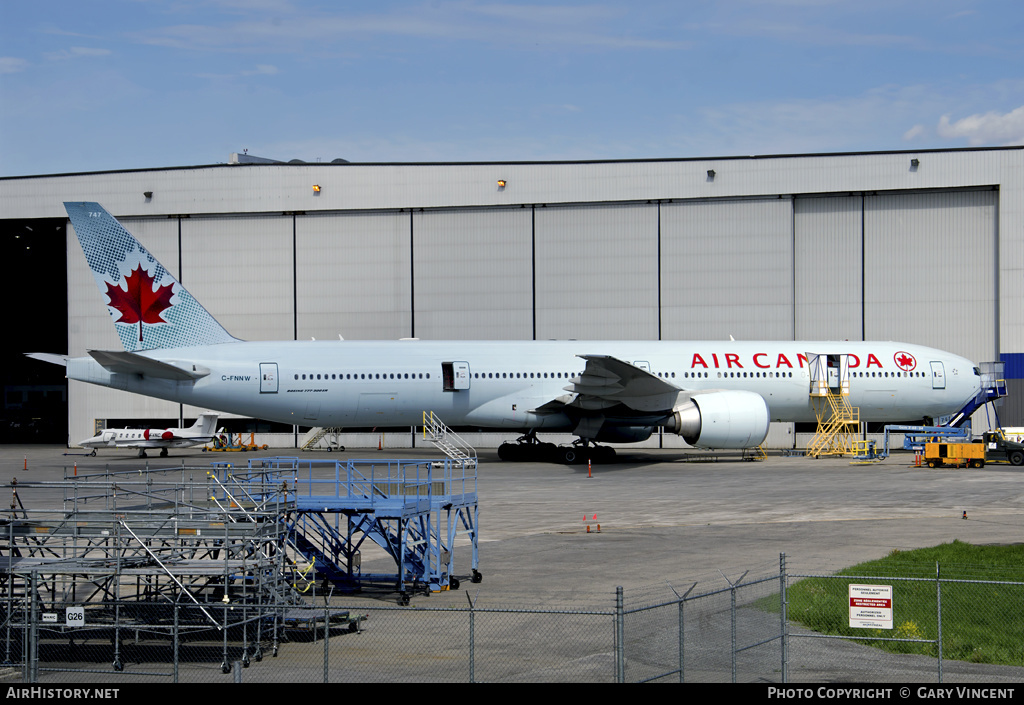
[{"xmin": 973, "ymin": 367, "xmax": 981, "ymax": 376}]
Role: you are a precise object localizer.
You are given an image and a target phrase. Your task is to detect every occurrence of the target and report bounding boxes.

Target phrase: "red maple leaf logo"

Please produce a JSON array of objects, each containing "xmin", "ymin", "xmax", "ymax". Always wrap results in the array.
[
  {"xmin": 105, "ymin": 265, "xmax": 174, "ymax": 342},
  {"xmin": 894, "ymin": 351, "xmax": 917, "ymax": 371}
]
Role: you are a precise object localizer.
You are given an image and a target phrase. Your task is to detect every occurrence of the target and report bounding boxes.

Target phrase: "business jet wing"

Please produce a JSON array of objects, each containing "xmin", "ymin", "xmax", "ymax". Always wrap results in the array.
[
  {"xmin": 111, "ymin": 435, "xmax": 218, "ymax": 448},
  {"xmin": 561, "ymin": 355, "xmax": 685, "ymax": 412}
]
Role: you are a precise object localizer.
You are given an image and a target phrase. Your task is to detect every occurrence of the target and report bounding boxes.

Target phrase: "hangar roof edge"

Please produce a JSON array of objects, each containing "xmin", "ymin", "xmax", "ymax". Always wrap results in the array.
[{"xmin": 3, "ymin": 145, "xmax": 1022, "ymax": 182}]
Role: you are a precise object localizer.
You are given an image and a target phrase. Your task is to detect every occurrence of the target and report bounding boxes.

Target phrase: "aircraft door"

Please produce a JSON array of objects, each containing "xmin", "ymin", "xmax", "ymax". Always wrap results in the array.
[
  {"xmin": 930, "ymin": 361, "xmax": 946, "ymax": 389},
  {"xmin": 827, "ymin": 359, "xmax": 840, "ymax": 389},
  {"xmin": 442, "ymin": 362, "xmax": 471, "ymax": 391},
  {"xmin": 260, "ymin": 363, "xmax": 279, "ymax": 393}
]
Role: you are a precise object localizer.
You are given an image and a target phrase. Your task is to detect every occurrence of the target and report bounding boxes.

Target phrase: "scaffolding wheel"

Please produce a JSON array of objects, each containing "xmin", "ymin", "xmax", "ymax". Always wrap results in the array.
[
  {"xmin": 471, "ymin": 569, "xmax": 483, "ymax": 584},
  {"xmin": 272, "ymin": 646, "xmax": 279, "ymax": 658},
  {"xmin": 254, "ymin": 647, "xmax": 263, "ymax": 662},
  {"xmin": 112, "ymin": 660, "xmax": 123, "ymax": 672},
  {"xmin": 221, "ymin": 661, "xmax": 231, "ymax": 674},
  {"xmin": 398, "ymin": 592, "xmax": 410, "ymax": 606},
  {"xmin": 449, "ymin": 576, "xmax": 460, "ymax": 590},
  {"xmin": 242, "ymin": 652, "xmax": 251, "ymax": 668}
]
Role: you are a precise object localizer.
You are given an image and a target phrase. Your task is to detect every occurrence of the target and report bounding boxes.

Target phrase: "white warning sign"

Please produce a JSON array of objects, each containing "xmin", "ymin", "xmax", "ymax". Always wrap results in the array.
[{"xmin": 849, "ymin": 584, "xmax": 893, "ymax": 629}]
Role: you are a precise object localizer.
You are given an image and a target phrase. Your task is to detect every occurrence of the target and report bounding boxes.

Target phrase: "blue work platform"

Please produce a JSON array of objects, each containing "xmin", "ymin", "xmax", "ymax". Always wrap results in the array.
[{"xmin": 209, "ymin": 457, "xmax": 480, "ymax": 601}]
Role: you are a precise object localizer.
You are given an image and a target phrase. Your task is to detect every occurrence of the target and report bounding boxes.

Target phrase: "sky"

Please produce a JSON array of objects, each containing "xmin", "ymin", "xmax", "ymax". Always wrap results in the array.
[{"xmin": 1, "ymin": 0, "xmax": 1023, "ymax": 177}]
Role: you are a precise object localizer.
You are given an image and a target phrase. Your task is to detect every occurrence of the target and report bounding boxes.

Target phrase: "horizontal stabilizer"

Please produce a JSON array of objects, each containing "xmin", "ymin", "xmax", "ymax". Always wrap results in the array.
[
  {"xmin": 26, "ymin": 352, "xmax": 69, "ymax": 367},
  {"xmin": 88, "ymin": 350, "xmax": 210, "ymax": 381}
]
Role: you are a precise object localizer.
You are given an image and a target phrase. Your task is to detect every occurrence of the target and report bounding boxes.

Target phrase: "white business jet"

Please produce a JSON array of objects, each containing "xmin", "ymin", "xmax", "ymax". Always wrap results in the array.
[{"xmin": 79, "ymin": 413, "xmax": 220, "ymax": 457}]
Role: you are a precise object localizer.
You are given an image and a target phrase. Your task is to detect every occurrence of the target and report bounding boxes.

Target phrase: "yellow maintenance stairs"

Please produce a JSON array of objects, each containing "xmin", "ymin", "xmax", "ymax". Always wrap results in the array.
[{"xmin": 805, "ymin": 352, "xmax": 862, "ymax": 458}]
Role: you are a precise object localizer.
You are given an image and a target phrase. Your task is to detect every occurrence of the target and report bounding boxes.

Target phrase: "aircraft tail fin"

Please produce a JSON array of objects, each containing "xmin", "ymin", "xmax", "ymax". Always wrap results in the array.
[
  {"xmin": 64, "ymin": 202, "xmax": 239, "ymax": 352},
  {"xmin": 194, "ymin": 413, "xmax": 219, "ymax": 436}
]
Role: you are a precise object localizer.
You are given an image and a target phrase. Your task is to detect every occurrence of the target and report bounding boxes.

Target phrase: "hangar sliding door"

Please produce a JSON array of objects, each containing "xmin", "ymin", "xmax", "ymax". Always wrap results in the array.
[
  {"xmin": 864, "ymin": 189, "xmax": 996, "ymax": 365},
  {"xmin": 182, "ymin": 214, "xmax": 293, "ymax": 342},
  {"xmin": 661, "ymin": 198, "xmax": 793, "ymax": 341},
  {"xmin": 413, "ymin": 208, "xmax": 532, "ymax": 340},
  {"xmin": 535, "ymin": 203, "xmax": 659, "ymax": 340},
  {"xmin": 794, "ymin": 195, "xmax": 864, "ymax": 341},
  {"xmin": 297, "ymin": 212, "xmax": 411, "ymax": 340}
]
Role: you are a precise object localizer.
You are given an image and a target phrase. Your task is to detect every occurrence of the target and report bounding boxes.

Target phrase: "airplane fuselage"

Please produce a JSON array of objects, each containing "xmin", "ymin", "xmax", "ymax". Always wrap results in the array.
[{"xmin": 65, "ymin": 339, "xmax": 981, "ymax": 432}]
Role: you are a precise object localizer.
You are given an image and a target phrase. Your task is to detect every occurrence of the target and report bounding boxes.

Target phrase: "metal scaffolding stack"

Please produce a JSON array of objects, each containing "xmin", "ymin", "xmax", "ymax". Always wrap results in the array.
[
  {"xmin": 0, "ymin": 464, "xmax": 358, "ymax": 678},
  {"xmin": 232, "ymin": 456, "xmax": 481, "ymax": 604}
]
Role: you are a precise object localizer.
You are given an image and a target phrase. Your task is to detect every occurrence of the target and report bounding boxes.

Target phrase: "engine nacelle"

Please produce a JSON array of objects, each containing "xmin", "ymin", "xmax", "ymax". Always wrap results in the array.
[
  {"xmin": 594, "ymin": 426, "xmax": 654, "ymax": 444},
  {"xmin": 665, "ymin": 390, "xmax": 770, "ymax": 449}
]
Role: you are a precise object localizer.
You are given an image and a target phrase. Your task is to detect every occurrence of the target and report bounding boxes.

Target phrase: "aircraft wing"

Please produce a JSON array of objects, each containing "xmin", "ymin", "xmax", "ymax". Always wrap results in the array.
[
  {"xmin": 112, "ymin": 435, "xmax": 217, "ymax": 448},
  {"xmin": 112, "ymin": 439, "xmax": 166, "ymax": 449},
  {"xmin": 562, "ymin": 354, "xmax": 685, "ymax": 412}
]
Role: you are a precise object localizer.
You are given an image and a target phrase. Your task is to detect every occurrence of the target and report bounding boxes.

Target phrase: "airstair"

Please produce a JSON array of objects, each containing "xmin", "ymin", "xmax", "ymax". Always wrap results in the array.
[
  {"xmin": 806, "ymin": 353, "xmax": 861, "ymax": 457},
  {"xmin": 300, "ymin": 426, "xmax": 344, "ymax": 451},
  {"xmin": 808, "ymin": 392, "xmax": 861, "ymax": 457},
  {"xmin": 422, "ymin": 411, "xmax": 477, "ymax": 468},
  {"xmin": 942, "ymin": 361, "xmax": 1007, "ymax": 428}
]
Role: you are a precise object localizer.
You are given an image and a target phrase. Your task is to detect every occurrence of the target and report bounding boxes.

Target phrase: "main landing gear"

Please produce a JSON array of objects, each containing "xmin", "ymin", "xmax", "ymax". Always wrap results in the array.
[
  {"xmin": 497, "ymin": 432, "xmax": 616, "ymax": 465},
  {"xmin": 557, "ymin": 440, "xmax": 616, "ymax": 465},
  {"xmin": 497, "ymin": 431, "xmax": 557, "ymax": 462}
]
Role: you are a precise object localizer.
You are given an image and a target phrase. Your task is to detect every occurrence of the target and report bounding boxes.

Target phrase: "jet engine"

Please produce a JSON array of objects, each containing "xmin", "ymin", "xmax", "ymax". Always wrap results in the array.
[{"xmin": 665, "ymin": 390, "xmax": 770, "ymax": 449}]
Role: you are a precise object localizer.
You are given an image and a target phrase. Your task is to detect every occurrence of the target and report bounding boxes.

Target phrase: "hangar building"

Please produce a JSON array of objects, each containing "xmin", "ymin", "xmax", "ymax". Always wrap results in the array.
[{"xmin": 2, "ymin": 146, "xmax": 1022, "ymax": 449}]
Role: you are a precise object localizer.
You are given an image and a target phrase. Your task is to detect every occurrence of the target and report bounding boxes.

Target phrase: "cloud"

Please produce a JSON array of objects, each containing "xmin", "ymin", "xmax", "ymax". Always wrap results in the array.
[
  {"xmin": 136, "ymin": 5, "xmax": 688, "ymax": 53},
  {"xmin": 44, "ymin": 47, "xmax": 112, "ymax": 61},
  {"xmin": 902, "ymin": 124, "xmax": 926, "ymax": 141},
  {"xmin": 197, "ymin": 64, "xmax": 281, "ymax": 81},
  {"xmin": 0, "ymin": 57, "xmax": 29, "ymax": 74},
  {"xmin": 241, "ymin": 64, "xmax": 280, "ymax": 76},
  {"xmin": 937, "ymin": 107, "xmax": 1024, "ymax": 146}
]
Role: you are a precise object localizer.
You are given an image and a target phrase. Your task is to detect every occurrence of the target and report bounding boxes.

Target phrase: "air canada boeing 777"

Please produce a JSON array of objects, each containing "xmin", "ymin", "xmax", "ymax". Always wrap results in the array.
[{"xmin": 31, "ymin": 202, "xmax": 984, "ymax": 463}]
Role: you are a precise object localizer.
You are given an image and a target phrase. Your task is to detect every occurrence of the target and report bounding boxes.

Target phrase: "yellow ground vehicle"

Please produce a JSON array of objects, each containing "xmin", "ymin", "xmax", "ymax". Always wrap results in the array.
[
  {"xmin": 923, "ymin": 441, "xmax": 985, "ymax": 468},
  {"xmin": 923, "ymin": 431, "xmax": 1024, "ymax": 468}
]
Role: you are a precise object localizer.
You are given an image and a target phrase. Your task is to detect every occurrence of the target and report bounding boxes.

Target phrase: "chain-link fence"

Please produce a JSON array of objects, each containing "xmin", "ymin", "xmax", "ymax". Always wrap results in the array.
[{"xmin": 5, "ymin": 556, "xmax": 1024, "ymax": 683}]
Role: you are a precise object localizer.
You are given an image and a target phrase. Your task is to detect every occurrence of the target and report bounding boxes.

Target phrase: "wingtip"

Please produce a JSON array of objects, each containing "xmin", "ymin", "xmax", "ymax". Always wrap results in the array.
[{"xmin": 25, "ymin": 352, "xmax": 69, "ymax": 366}]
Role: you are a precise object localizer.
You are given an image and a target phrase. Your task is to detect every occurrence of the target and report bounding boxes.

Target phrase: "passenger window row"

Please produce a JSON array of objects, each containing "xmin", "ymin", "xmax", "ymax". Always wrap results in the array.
[
  {"xmin": 472, "ymin": 372, "xmax": 581, "ymax": 379},
  {"xmin": 291, "ymin": 369, "xmax": 928, "ymax": 383},
  {"xmin": 295, "ymin": 373, "xmax": 431, "ymax": 380},
  {"xmin": 717, "ymin": 371, "xmax": 794, "ymax": 378}
]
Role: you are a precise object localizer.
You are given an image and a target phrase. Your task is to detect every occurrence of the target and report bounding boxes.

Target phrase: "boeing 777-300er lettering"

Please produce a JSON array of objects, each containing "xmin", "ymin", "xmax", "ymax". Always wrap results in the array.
[
  {"xmin": 30, "ymin": 202, "xmax": 984, "ymax": 463},
  {"xmin": 79, "ymin": 413, "xmax": 220, "ymax": 457}
]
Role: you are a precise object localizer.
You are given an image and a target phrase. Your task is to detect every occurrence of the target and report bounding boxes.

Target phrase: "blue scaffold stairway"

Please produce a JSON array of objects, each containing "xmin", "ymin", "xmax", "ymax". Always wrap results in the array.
[
  {"xmin": 852, "ymin": 362, "xmax": 1008, "ymax": 461},
  {"xmin": 943, "ymin": 361, "xmax": 1007, "ymax": 428},
  {"xmin": 210, "ymin": 456, "xmax": 480, "ymax": 601}
]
